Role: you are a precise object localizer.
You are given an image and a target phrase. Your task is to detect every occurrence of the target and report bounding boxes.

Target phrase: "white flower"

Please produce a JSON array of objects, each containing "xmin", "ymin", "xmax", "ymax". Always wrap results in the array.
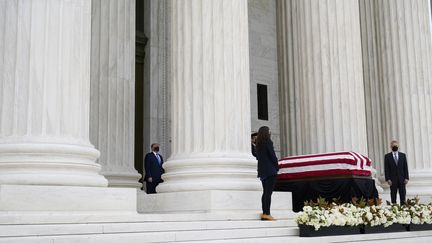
[
  {"xmin": 412, "ymin": 216, "xmax": 421, "ymax": 224},
  {"xmin": 296, "ymin": 198, "xmax": 432, "ymax": 230},
  {"xmin": 366, "ymin": 212, "xmax": 373, "ymax": 221},
  {"xmin": 303, "ymin": 206, "xmax": 313, "ymax": 212}
]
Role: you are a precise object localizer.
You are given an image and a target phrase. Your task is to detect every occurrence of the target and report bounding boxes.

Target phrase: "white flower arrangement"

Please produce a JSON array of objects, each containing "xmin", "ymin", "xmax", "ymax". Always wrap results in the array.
[{"xmin": 295, "ymin": 197, "xmax": 432, "ymax": 230}]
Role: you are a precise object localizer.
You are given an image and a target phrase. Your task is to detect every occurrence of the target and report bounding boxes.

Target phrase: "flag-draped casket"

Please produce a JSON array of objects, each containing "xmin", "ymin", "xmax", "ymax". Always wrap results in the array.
[
  {"xmin": 275, "ymin": 152, "xmax": 378, "ymax": 212},
  {"xmin": 278, "ymin": 151, "xmax": 372, "ymax": 180}
]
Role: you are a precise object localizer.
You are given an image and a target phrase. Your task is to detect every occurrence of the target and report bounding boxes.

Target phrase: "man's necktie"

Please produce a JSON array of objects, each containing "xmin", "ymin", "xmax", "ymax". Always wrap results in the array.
[{"xmin": 156, "ymin": 154, "xmax": 161, "ymax": 165}]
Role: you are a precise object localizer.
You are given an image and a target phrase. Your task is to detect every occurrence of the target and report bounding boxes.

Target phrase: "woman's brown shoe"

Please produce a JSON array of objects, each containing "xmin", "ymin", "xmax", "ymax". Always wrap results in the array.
[{"xmin": 260, "ymin": 214, "xmax": 276, "ymax": 221}]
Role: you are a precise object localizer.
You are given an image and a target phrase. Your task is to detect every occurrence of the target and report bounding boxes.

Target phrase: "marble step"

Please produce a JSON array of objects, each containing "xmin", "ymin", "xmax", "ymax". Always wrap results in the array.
[
  {"xmin": 0, "ymin": 219, "xmax": 296, "ymax": 237},
  {"xmin": 186, "ymin": 230, "xmax": 432, "ymax": 243},
  {"xmin": 0, "ymin": 210, "xmax": 296, "ymax": 225},
  {"xmin": 2, "ymin": 218, "xmax": 432, "ymax": 243},
  {"xmin": 0, "ymin": 222, "xmax": 298, "ymax": 242},
  {"xmin": 2, "ymin": 226, "xmax": 432, "ymax": 243}
]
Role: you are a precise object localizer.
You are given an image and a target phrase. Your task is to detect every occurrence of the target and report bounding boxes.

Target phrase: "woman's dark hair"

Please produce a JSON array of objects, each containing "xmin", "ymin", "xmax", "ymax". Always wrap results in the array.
[{"xmin": 256, "ymin": 126, "xmax": 271, "ymax": 151}]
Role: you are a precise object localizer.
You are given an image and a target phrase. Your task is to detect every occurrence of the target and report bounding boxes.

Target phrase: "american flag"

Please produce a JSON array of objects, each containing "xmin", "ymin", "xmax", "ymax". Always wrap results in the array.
[{"xmin": 278, "ymin": 151, "xmax": 372, "ymax": 180}]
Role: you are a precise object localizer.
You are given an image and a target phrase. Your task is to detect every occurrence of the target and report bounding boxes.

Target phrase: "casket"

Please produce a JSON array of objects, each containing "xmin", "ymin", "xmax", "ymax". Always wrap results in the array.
[{"xmin": 277, "ymin": 151, "xmax": 372, "ymax": 181}]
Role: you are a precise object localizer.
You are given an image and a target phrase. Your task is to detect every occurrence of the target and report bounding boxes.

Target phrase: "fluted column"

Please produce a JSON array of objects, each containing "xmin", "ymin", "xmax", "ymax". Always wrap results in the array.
[
  {"xmin": 363, "ymin": 0, "xmax": 432, "ymax": 195},
  {"xmin": 0, "ymin": 0, "xmax": 107, "ymax": 187},
  {"xmin": 157, "ymin": 0, "xmax": 260, "ymax": 192},
  {"xmin": 277, "ymin": 0, "xmax": 368, "ymax": 156},
  {"xmin": 89, "ymin": 0, "xmax": 141, "ymax": 188},
  {"xmin": 359, "ymin": 0, "xmax": 387, "ymax": 183}
]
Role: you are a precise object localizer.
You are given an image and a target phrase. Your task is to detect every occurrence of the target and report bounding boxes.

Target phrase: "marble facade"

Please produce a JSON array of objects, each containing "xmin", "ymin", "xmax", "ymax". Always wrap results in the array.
[{"xmin": 0, "ymin": 0, "xmax": 432, "ymax": 222}]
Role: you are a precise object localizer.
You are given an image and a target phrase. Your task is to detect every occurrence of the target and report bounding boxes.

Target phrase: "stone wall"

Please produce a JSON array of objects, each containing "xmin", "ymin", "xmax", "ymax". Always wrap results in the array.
[{"xmin": 248, "ymin": 0, "xmax": 281, "ymax": 156}]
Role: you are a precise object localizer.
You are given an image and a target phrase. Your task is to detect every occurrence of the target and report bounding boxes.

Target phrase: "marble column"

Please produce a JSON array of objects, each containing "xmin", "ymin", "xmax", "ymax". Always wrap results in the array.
[
  {"xmin": 142, "ymin": 0, "xmax": 171, "ymax": 159},
  {"xmin": 0, "ymin": 0, "xmax": 107, "ymax": 187},
  {"xmin": 277, "ymin": 0, "xmax": 368, "ymax": 156},
  {"xmin": 359, "ymin": 0, "xmax": 387, "ymax": 183},
  {"xmin": 157, "ymin": 0, "xmax": 260, "ymax": 192},
  {"xmin": 361, "ymin": 0, "xmax": 432, "ymax": 196},
  {"xmin": 90, "ymin": 0, "xmax": 141, "ymax": 188}
]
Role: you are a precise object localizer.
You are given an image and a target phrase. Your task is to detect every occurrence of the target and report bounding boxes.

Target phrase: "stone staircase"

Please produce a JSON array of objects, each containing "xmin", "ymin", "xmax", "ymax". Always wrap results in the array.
[
  {"xmin": 0, "ymin": 211, "xmax": 298, "ymax": 242},
  {"xmin": 1, "ymin": 211, "xmax": 432, "ymax": 242}
]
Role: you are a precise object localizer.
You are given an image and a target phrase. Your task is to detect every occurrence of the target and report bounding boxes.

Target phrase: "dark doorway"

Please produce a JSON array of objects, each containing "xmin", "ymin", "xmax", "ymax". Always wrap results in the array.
[
  {"xmin": 257, "ymin": 84, "xmax": 269, "ymax": 121},
  {"xmin": 135, "ymin": 0, "xmax": 148, "ymax": 185}
]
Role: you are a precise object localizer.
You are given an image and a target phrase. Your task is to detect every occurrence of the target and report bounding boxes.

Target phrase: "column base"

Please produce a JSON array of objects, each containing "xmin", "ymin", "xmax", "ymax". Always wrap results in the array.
[
  {"xmin": 102, "ymin": 171, "xmax": 142, "ymax": 188},
  {"xmin": 405, "ymin": 171, "xmax": 432, "ymax": 202},
  {"xmin": 0, "ymin": 141, "xmax": 108, "ymax": 187},
  {"xmin": 0, "ymin": 184, "xmax": 137, "ymax": 212},
  {"xmin": 157, "ymin": 153, "xmax": 261, "ymax": 192},
  {"xmin": 137, "ymin": 190, "xmax": 292, "ymax": 213},
  {"xmin": 370, "ymin": 168, "xmax": 384, "ymax": 194},
  {"xmin": 379, "ymin": 171, "xmax": 432, "ymax": 203}
]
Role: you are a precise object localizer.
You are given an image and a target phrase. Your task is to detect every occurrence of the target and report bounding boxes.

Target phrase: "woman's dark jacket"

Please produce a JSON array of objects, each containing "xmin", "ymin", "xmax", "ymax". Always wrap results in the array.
[{"xmin": 256, "ymin": 140, "xmax": 279, "ymax": 179}]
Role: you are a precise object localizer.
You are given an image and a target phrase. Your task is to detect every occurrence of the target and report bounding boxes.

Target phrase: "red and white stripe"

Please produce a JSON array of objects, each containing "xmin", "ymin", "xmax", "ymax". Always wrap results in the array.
[{"xmin": 278, "ymin": 151, "xmax": 372, "ymax": 180}]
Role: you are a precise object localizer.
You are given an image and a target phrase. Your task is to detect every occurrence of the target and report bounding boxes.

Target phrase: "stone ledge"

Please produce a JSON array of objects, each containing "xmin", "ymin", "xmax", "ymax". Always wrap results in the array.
[
  {"xmin": 0, "ymin": 185, "xmax": 137, "ymax": 212},
  {"xmin": 0, "ymin": 210, "xmax": 295, "ymax": 225},
  {"xmin": 138, "ymin": 190, "xmax": 292, "ymax": 213}
]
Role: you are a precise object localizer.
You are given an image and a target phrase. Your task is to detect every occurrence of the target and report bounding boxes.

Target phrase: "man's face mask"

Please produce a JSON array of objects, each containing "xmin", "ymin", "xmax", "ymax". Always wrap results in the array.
[{"xmin": 154, "ymin": 146, "xmax": 160, "ymax": 152}]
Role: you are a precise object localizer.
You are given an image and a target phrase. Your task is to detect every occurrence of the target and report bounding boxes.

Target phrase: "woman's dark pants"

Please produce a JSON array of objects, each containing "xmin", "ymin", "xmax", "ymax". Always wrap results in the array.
[{"xmin": 261, "ymin": 175, "xmax": 276, "ymax": 215}]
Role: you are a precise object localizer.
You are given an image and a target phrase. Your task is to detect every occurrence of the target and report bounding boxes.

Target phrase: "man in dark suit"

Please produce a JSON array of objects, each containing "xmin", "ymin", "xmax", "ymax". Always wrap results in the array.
[
  {"xmin": 251, "ymin": 132, "xmax": 258, "ymax": 158},
  {"xmin": 144, "ymin": 143, "xmax": 165, "ymax": 194},
  {"xmin": 384, "ymin": 140, "xmax": 409, "ymax": 204}
]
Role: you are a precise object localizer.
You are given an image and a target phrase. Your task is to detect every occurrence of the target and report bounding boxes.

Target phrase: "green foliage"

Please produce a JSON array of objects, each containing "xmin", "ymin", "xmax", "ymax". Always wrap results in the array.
[{"xmin": 304, "ymin": 196, "xmax": 381, "ymax": 209}]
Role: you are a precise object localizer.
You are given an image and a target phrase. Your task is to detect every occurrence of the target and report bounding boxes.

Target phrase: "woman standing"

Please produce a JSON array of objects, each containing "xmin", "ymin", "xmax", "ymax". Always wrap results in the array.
[{"xmin": 256, "ymin": 126, "xmax": 279, "ymax": 221}]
